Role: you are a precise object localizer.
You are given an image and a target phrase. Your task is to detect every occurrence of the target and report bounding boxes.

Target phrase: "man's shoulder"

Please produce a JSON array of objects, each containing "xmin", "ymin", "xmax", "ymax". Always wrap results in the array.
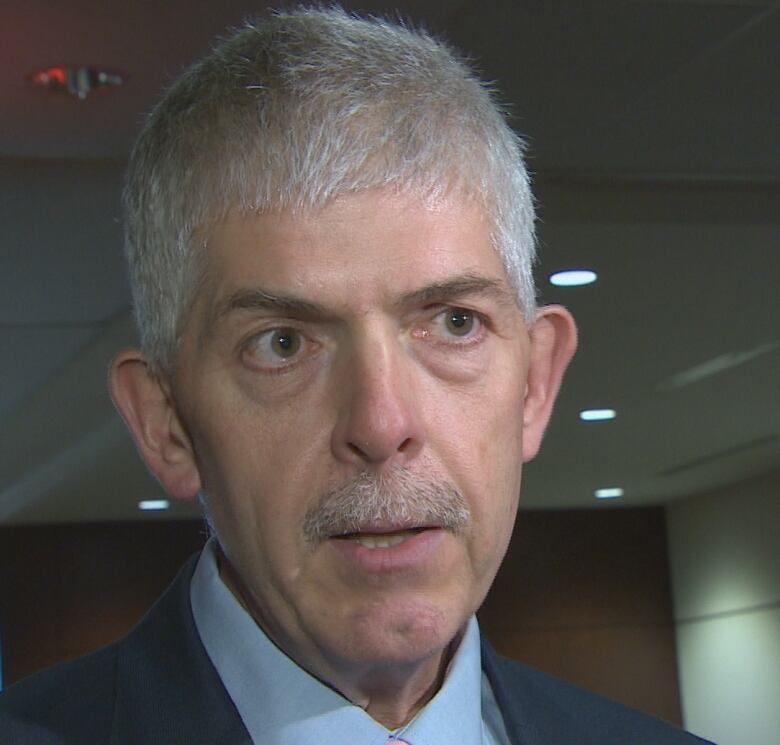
[
  {"xmin": 481, "ymin": 640, "xmax": 715, "ymax": 745},
  {"xmin": 0, "ymin": 643, "xmax": 118, "ymax": 745}
]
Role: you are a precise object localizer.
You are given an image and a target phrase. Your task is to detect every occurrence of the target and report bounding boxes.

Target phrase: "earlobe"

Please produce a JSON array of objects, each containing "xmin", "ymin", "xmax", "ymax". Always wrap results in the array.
[
  {"xmin": 521, "ymin": 305, "xmax": 578, "ymax": 462},
  {"xmin": 108, "ymin": 349, "xmax": 202, "ymax": 500}
]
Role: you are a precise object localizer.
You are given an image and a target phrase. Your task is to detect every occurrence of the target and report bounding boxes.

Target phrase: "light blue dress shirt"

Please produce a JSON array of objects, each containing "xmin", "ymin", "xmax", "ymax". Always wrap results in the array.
[{"xmin": 190, "ymin": 539, "xmax": 510, "ymax": 744}]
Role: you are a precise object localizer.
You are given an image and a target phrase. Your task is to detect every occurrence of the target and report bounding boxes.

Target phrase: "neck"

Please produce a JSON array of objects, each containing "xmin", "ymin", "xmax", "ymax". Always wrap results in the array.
[{"xmin": 341, "ymin": 636, "xmax": 457, "ymax": 728}]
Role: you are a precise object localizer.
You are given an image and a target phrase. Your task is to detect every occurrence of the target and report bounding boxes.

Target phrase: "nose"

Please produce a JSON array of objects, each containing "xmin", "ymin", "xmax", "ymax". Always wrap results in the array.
[{"xmin": 330, "ymin": 334, "xmax": 424, "ymax": 468}]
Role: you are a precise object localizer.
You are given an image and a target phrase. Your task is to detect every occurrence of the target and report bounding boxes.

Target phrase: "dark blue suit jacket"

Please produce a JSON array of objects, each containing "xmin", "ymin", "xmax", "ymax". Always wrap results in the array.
[{"xmin": 0, "ymin": 554, "xmax": 714, "ymax": 744}]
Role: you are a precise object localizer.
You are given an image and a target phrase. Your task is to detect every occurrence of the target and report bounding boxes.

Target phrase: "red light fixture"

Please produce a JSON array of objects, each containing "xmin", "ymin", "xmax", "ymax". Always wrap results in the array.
[{"xmin": 28, "ymin": 66, "xmax": 124, "ymax": 100}]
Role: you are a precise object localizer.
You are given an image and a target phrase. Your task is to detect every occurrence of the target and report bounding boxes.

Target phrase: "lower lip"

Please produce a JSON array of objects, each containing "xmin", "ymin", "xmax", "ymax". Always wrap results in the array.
[{"xmin": 328, "ymin": 528, "xmax": 446, "ymax": 572}]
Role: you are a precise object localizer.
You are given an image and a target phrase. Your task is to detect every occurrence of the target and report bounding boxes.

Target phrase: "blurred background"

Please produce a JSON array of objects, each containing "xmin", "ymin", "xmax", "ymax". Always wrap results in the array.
[{"xmin": 0, "ymin": 2, "xmax": 778, "ymax": 743}]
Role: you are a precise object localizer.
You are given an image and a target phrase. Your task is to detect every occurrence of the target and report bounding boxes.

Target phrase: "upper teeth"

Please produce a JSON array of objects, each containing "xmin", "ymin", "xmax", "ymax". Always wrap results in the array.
[{"xmin": 350, "ymin": 531, "xmax": 412, "ymax": 549}]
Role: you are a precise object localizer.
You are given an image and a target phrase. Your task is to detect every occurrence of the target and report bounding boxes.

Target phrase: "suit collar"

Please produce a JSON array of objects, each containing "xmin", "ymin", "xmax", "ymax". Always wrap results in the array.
[
  {"xmin": 110, "ymin": 554, "xmax": 252, "ymax": 745},
  {"xmin": 481, "ymin": 638, "xmax": 542, "ymax": 745}
]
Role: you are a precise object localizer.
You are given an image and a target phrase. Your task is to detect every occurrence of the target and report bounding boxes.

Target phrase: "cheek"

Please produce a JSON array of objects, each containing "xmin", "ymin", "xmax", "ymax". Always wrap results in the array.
[
  {"xmin": 197, "ymin": 436, "xmax": 312, "ymax": 604},
  {"xmin": 432, "ymin": 378, "xmax": 524, "ymax": 564},
  {"xmin": 192, "ymin": 368, "xmax": 328, "ymax": 491},
  {"xmin": 456, "ymin": 373, "xmax": 525, "ymax": 480},
  {"xmin": 188, "ymin": 408, "xmax": 305, "ymax": 549}
]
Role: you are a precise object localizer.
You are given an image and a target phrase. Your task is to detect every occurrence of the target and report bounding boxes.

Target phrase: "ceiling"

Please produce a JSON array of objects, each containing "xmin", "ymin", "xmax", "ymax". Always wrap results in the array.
[{"xmin": 1, "ymin": 0, "xmax": 778, "ymax": 524}]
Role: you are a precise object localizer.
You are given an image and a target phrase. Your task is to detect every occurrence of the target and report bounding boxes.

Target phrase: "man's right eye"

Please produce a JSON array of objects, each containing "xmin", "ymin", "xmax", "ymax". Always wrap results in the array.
[{"xmin": 243, "ymin": 327, "xmax": 306, "ymax": 367}]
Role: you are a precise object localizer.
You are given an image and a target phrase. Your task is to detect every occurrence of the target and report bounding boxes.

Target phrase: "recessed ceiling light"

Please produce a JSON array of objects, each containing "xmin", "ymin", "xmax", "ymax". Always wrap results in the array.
[
  {"xmin": 594, "ymin": 487, "xmax": 624, "ymax": 500},
  {"xmin": 549, "ymin": 269, "xmax": 597, "ymax": 287},
  {"xmin": 579, "ymin": 408, "xmax": 616, "ymax": 422},
  {"xmin": 138, "ymin": 499, "xmax": 170, "ymax": 511}
]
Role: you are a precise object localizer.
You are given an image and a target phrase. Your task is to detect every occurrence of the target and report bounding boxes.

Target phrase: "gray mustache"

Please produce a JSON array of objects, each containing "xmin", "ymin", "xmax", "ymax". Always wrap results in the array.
[{"xmin": 302, "ymin": 467, "xmax": 471, "ymax": 545}]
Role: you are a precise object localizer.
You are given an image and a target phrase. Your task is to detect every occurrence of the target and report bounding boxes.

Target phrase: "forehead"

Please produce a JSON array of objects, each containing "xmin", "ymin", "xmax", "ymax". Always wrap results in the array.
[{"xmin": 199, "ymin": 190, "xmax": 513, "ymax": 312}]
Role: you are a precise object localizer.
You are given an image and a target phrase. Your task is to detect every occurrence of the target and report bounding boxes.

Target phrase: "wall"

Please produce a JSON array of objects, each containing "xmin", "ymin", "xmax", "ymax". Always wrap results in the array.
[
  {"xmin": 0, "ymin": 508, "xmax": 683, "ymax": 725},
  {"xmin": 667, "ymin": 467, "xmax": 780, "ymax": 745},
  {"xmin": 0, "ymin": 520, "xmax": 206, "ymax": 686},
  {"xmin": 481, "ymin": 506, "xmax": 682, "ymax": 724}
]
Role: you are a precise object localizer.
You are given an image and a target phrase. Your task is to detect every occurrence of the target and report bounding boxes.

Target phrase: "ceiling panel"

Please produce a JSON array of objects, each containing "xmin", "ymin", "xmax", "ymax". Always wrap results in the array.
[
  {"xmin": 0, "ymin": 325, "xmax": 101, "ymax": 419},
  {"xmin": 580, "ymin": 6, "xmax": 780, "ymax": 175},
  {"xmin": 0, "ymin": 159, "xmax": 128, "ymax": 323},
  {"xmin": 450, "ymin": 1, "xmax": 774, "ymax": 173}
]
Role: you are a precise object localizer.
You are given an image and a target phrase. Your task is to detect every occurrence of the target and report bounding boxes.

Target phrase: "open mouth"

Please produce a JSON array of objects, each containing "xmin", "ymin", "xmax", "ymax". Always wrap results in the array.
[{"xmin": 331, "ymin": 527, "xmax": 430, "ymax": 549}]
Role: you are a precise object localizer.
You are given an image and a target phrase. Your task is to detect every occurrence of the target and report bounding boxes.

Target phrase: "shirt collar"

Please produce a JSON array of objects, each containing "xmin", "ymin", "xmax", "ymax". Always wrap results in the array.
[{"xmin": 190, "ymin": 538, "xmax": 486, "ymax": 745}]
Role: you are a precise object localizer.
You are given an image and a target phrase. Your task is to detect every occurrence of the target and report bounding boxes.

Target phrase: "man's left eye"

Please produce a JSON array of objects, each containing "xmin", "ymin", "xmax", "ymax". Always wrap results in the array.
[
  {"xmin": 430, "ymin": 307, "xmax": 482, "ymax": 339},
  {"xmin": 443, "ymin": 308, "xmax": 475, "ymax": 336}
]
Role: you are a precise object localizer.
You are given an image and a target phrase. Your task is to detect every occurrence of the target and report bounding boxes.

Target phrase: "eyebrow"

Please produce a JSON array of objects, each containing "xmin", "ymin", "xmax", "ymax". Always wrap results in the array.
[
  {"xmin": 209, "ymin": 273, "xmax": 516, "ymax": 330},
  {"xmin": 211, "ymin": 288, "xmax": 328, "ymax": 323},
  {"xmin": 396, "ymin": 274, "xmax": 517, "ymax": 309}
]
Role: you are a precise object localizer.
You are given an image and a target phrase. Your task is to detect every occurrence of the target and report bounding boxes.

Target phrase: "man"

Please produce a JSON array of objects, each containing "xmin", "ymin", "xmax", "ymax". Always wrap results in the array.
[{"xmin": 1, "ymin": 8, "xmax": 713, "ymax": 744}]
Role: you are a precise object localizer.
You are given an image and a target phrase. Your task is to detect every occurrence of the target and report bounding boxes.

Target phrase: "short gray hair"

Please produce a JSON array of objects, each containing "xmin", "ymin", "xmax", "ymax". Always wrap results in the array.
[{"xmin": 124, "ymin": 6, "xmax": 537, "ymax": 373}]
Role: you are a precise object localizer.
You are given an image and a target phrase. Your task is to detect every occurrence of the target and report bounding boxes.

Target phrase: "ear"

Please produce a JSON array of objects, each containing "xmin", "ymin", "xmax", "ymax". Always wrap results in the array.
[
  {"xmin": 521, "ymin": 305, "xmax": 577, "ymax": 463},
  {"xmin": 108, "ymin": 349, "xmax": 202, "ymax": 500}
]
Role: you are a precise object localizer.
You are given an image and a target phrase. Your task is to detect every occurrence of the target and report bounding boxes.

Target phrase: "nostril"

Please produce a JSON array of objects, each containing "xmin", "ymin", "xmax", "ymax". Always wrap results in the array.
[
  {"xmin": 347, "ymin": 442, "xmax": 367, "ymax": 458},
  {"xmin": 397, "ymin": 437, "xmax": 413, "ymax": 453}
]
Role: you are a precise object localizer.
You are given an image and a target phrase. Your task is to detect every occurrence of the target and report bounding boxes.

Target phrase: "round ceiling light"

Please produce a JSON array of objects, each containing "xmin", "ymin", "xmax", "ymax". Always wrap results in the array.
[
  {"xmin": 138, "ymin": 499, "xmax": 170, "ymax": 511},
  {"xmin": 594, "ymin": 487, "xmax": 624, "ymax": 500},
  {"xmin": 579, "ymin": 408, "xmax": 617, "ymax": 422},
  {"xmin": 549, "ymin": 269, "xmax": 597, "ymax": 287}
]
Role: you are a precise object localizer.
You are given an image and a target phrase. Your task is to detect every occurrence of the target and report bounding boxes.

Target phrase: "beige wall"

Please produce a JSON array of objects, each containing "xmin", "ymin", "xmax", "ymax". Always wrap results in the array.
[{"xmin": 667, "ymin": 468, "xmax": 780, "ymax": 745}]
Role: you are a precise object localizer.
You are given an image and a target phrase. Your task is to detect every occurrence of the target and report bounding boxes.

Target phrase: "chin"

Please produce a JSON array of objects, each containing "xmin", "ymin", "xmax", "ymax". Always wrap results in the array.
[{"xmin": 329, "ymin": 596, "xmax": 466, "ymax": 667}]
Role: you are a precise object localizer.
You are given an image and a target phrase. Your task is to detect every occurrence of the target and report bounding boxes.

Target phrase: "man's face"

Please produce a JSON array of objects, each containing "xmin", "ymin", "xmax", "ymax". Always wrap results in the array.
[{"xmin": 171, "ymin": 190, "xmax": 542, "ymax": 675}]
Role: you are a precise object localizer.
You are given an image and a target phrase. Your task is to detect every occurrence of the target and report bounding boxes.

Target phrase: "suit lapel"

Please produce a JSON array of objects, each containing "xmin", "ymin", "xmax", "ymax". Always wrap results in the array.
[
  {"xmin": 482, "ymin": 639, "xmax": 541, "ymax": 745},
  {"xmin": 109, "ymin": 555, "xmax": 253, "ymax": 745},
  {"xmin": 481, "ymin": 637, "xmax": 603, "ymax": 745}
]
